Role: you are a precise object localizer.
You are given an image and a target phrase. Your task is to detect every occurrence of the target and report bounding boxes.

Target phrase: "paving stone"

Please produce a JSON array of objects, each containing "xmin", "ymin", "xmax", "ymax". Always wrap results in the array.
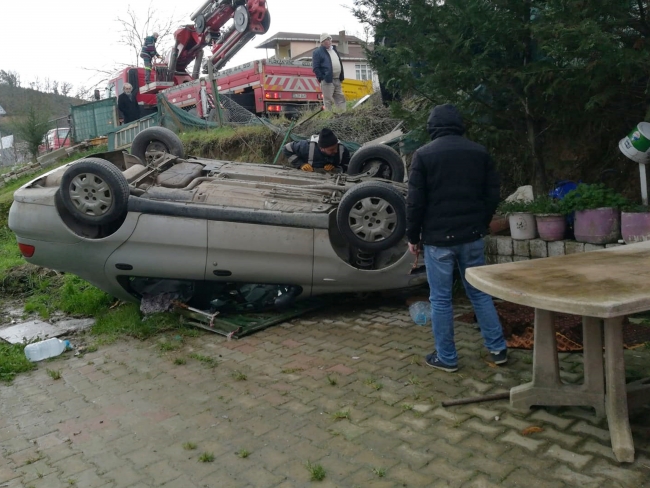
[
  {"xmin": 570, "ymin": 420, "xmax": 612, "ymax": 442},
  {"xmin": 551, "ymin": 465, "xmax": 603, "ymax": 487},
  {"xmin": 513, "ymin": 256, "xmax": 530, "ymax": 262},
  {"xmin": 513, "ymin": 240, "xmax": 530, "ymax": 257},
  {"xmin": 495, "ymin": 236, "xmax": 513, "ymax": 256},
  {"xmin": 588, "ymin": 459, "xmax": 647, "ymax": 486},
  {"xmin": 462, "ymin": 419, "xmax": 503, "ymax": 438},
  {"xmin": 544, "ymin": 444, "xmax": 593, "ymax": 469},
  {"xmin": 529, "ymin": 239, "xmax": 548, "ymax": 258},
  {"xmin": 529, "ymin": 409, "xmax": 575, "ymax": 430},
  {"xmin": 565, "ymin": 241, "xmax": 585, "ymax": 254},
  {"xmin": 500, "ymin": 430, "xmax": 546, "ymax": 451},
  {"xmin": 548, "ymin": 241, "xmax": 565, "ymax": 257},
  {"xmin": 496, "ymin": 256, "xmax": 514, "ymax": 264},
  {"xmin": 502, "ymin": 468, "xmax": 564, "ymax": 488},
  {"xmin": 584, "ymin": 243, "xmax": 606, "ymax": 252}
]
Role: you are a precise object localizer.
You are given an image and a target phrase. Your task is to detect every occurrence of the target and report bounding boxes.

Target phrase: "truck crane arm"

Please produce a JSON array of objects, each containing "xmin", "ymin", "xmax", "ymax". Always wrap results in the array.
[{"xmin": 168, "ymin": 0, "xmax": 269, "ymax": 80}]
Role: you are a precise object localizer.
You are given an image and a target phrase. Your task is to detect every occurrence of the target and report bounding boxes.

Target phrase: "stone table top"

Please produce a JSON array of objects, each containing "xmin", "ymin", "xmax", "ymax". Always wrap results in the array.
[{"xmin": 466, "ymin": 241, "xmax": 650, "ymax": 318}]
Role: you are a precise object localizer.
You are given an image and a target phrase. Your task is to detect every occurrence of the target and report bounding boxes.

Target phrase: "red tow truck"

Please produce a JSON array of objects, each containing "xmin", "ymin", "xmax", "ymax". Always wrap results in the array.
[{"xmin": 107, "ymin": 0, "xmax": 322, "ymax": 119}]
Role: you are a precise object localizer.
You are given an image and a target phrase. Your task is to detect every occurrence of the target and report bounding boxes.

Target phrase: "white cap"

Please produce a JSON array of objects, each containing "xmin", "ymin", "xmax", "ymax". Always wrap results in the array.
[{"xmin": 320, "ymin": 33, "xmax": 332, "ymax": 43}]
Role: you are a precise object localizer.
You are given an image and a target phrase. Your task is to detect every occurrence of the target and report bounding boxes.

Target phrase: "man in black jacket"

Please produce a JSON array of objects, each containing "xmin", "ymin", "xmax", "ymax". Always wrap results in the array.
[
  {"xmin": 406, "ymin": 104, "xmax": 507, "ymax": 372},
  {"xmin": 117, "ymin": 83, "xmax": 140, "ymax": 124},
  {"xmin": 283, "ymin": 128, "xmax": 350, "ymax": 172},
  {"xmin": 312, "ymin": 33, "xmax": 346, "ymax": 112}
]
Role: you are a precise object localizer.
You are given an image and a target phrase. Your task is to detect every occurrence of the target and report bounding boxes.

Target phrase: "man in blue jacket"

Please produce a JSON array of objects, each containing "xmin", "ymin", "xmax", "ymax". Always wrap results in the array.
[
  {"xmin": 312, "ymin": 33, "xmax": 346, "ymax": 112},
  {"xmin": 406, "ymin": 104, "xmax": 507, "ymax": 372}
]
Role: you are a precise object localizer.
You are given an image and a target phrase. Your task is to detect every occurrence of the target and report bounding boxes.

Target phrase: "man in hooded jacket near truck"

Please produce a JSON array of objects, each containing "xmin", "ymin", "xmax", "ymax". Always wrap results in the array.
[{"xmin": 406, "ymin": 104, "xmax": 507, "ymax": 372}]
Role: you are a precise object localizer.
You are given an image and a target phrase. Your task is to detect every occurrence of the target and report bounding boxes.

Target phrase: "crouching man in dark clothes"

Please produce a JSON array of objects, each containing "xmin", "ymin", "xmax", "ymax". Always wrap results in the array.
[
  {"xmin": 283, "ymin": 128, "xmax": 350, "ymax": 173},
  {"xmin": 406, "ymin": 104, "xmax": 507, "ymax": 372}
]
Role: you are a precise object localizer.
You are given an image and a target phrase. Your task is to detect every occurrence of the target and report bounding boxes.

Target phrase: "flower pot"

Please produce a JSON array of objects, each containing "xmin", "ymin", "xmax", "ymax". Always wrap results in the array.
[
  {"xmin": 621, "ymin": 211, "xmax": 650, "ymax": 243},
  {"xmin": 489, "ymin": 214, "xmax": 509, "ymax": 235},
  {"xmin": 535, "ymin": 214, "xmax": 566, "ymax": 242},
  {"xmin": 508, "ymin": 212, "xmax": 537, "ymax": 240},
  {"xmin": 574, "ymin": 207, "xmax": 620, "ymax": 244}
]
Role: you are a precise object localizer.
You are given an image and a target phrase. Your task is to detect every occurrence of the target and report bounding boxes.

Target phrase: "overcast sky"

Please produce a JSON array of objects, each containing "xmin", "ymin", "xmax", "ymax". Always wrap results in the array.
[{"xmin": 1, "ymin": 1, "xmax": 365, "ymax": 96}]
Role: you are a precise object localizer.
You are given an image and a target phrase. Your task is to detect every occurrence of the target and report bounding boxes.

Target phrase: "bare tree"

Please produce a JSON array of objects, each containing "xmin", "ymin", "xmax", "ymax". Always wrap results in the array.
[
  {"xmin": 115, "ymin": 2, "xmax": 184, "ymax": 66},
  {"xmin": 0, "ymin": 70, "xmax": 21, "ymax": 88},
  {"xmin": 74, "ymin": 85, "xmax": 95, "ymax": 101},
  {"xmin": 61, "ymin": 82, "xmax": 73, "ymax": 97},
  {"xmin": 52, "ymin": 80, "xmax": 60, "ymax": 95}
]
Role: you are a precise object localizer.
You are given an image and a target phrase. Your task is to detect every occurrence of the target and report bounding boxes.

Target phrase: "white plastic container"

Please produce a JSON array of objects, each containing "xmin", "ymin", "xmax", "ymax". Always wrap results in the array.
[
  {"xmin": 619, "ymin": 122, "xmax": 650, "ymax": 164},
  {"xmin": 24, "ymin": 338, "xmax": 71, "ymax": 362},
  {"xmin": 508, "ymin": 212, "xmax": 537, "ymax": 240}
]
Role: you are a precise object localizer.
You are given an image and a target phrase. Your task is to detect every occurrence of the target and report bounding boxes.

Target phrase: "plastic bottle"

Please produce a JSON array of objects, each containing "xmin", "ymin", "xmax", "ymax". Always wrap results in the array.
[
  {"xmin": 24, "ymin": 338, "xmax": 71, "ymax": 362},
  {"xmin": 409, "ymin": 301, "xmax": 430, "ymax": 326}
]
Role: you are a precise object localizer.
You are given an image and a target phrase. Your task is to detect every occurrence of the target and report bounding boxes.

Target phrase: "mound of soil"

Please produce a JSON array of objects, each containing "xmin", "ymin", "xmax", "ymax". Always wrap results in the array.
[{"xmin": 1, "ymin": 264, "xmax": 62, "ymax": 295}]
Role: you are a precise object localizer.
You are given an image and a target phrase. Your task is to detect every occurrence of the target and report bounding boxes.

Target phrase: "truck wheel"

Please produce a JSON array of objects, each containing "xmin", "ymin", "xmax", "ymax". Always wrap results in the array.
[
  {"xmin": 261, "ymin": 12, "xmax": 271, "ymax": 34},
  {"xmin": 131, "ymin": 127, "xmax": 185, "ymax": 164},
  {"xmin": 336, "ymin": 181, "xmax": 406, "ymax": 252},
  {"xmin": 59, "ymin": 158, "xmax": 130, "ymax": 225},
  {"xmin": 347, "ymin": 144, "xmax": 405, "ymax": 182}
]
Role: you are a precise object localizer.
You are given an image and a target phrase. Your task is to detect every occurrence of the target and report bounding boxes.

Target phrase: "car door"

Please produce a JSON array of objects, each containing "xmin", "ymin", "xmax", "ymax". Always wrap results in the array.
[
  {"xmin": 206, "ymin": 221, "xmax": 314, "ymax": 296},
  {"xmin": 105, "ymin": 214, "xmax": 207, "ymax": 284}
]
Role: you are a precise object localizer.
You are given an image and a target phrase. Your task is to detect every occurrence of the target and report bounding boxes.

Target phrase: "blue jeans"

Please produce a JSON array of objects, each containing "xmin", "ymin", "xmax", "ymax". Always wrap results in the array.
[{"xmin": 424, "ymin": 238, "xmax": 506, "ymax": 365}]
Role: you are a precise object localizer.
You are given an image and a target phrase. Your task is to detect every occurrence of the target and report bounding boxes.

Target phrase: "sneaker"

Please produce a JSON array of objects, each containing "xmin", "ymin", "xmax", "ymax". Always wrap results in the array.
[
  {"xmin": 490, "ymin": 349, "xmax": 508, "ymax": 365},
  {"xmin": 425, "ymin": 352, "xmax": 458, "ymax": 372}
]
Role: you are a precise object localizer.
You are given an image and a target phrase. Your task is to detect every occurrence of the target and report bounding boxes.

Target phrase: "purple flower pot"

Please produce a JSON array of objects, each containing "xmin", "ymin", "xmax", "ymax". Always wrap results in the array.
[
  {"xmin": 574, "ymin": 208, "xmax": 620, "ymax": 244},
  {"xmin": 535, "ymin": 214, "xmax": 566, "ymax": 242},
  {"xmin": 621, "ymin": 212, "xmax": 650, "ymax": 243}
]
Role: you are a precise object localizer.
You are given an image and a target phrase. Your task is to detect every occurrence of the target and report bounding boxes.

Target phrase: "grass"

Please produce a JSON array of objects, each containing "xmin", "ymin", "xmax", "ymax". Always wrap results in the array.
[
  {"xmin": 198, "ymin": 452, "xmax": 215, "ymax": 463},
  {"xmin": 0, "ymin": 342, "xmax": 36, "ymax": 383},
  {"xmin": 189, "ymin": 353, "xmax": 218, "ymax": 368},
  {"xmin": 305, "ymin": 460, "xmax": 326, "ymax": 481},
  {"xmin": 173, "ymin": 358, "xmax": 187, "ymax": 365},
  {"xmin": 364, "ymin": 378, "xmax": 383, "ymax": 391},
  {"xmin": 236, "ymin": 449, "xmax": 251, "ymax": 458},
  {"xmin": 231, "ymin": 370, "xmax": 247, "ymax": 381},
  {"xmin": 372, "ymin": 467, "xmax": 387, "ymax": 477},
  {"xmin": 46, "ymin": 369, "xmax": 62, "ymax": 380},
  {"xmin": 326, "ymin": 375, "xmax": 337, "ymax": 386},
  {"xmin": 331, "ymin": 410, "xmax": 350, "ymax": 421},
  {"xmin": 183, "ymin": 442, "xmax": 197, "ymax": 450},
  {"xmin": 281, "ymin": 367, "xmax": 303, "ymax": 374},
  {"xmin": 402, "ymin": 403, "xmax": 414, "ymax": 411}
]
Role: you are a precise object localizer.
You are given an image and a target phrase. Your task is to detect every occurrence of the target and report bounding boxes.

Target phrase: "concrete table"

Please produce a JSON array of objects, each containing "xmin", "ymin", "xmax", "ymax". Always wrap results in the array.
[{"xmin": 465, "ymin": 242, "xmax": 650, "ymax": 463}]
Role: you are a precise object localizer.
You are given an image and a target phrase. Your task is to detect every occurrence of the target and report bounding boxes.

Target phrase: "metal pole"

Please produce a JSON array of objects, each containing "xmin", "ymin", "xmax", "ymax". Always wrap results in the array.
[
  {"xmin": 207, "ymin": 57, "xmax": 224, "ymax": 127},
  {"xmin": 271, "ymin": 119, "xmax": 296, "ymax": 165},
  {"xmin": 640, "ymin": 163, "xmax": 648, "ymax": 206}
]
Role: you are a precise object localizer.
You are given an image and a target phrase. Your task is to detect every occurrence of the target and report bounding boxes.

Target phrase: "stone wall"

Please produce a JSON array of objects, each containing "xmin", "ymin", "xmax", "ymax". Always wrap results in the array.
[{"xmin": 484, "ymin": 235, "xmax": 623, "ymax": 264}]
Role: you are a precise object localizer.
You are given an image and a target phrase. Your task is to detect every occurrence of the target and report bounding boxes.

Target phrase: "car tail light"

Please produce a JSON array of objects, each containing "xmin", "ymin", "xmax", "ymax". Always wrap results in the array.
[
  {"xmin": 18, "ymin": 243, "xmax": 35, "ymax": 258},
  {"xmin": 268, "ymin": 105, "xmax": 283, "ymax": 112},
  {"xmin": 317, "ymin": 93, "xmax": 323, "ymax": 100},
  {"xmin": 265, "ymin": 92, "xmax": 281, "ymax": 99}
]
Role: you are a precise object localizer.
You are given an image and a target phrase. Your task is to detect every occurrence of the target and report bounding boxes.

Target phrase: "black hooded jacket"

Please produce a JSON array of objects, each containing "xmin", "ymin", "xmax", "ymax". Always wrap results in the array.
[{"xmin": 406, "ymin": 104, "xmax": 500, "ymax": 246}]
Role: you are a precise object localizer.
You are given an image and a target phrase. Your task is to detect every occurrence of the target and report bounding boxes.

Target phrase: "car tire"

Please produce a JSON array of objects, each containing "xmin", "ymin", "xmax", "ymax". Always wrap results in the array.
[
  {"xmin": 336, "ymin": 181, "xmax": 406, "ymax": 252},
  {"xmin": 131, "ymin": 127, "xmax": 185, "ymax": 163},
  {"xmin": 59, "ymin": 157, "xmax": 130, "ymax": 225},
  {"xmin": 347, "ymin": 144, "xmax": 405, "ymax": 182}
]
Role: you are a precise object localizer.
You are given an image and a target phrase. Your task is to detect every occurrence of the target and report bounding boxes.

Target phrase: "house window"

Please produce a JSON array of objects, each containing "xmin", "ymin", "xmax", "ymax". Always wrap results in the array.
[{"xmin": 355, "ymin": 64, "xmax": 373, "ymax": 81}]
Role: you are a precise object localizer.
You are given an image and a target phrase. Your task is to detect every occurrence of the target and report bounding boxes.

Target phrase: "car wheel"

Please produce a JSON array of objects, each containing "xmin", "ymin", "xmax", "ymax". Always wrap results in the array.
[
  {"xmin": 347, "ymin": 144, "xmax": 405, "ymax": 182},
  {"xmin": 131, "ymin": 127, "xmax": 185, "ymax": 163},
  {"xmin": 336, "ymin": 181, "xmax": 406, "ymax": 252},
  {"xmin": 59, "ymin": 157, "xmax": 130, "ymax": 225}
]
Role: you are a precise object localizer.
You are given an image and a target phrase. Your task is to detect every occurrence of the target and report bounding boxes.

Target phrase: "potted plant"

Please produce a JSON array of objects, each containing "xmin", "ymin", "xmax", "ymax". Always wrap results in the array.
[
  {"xmin": 530, "ymin": 196, "xmax": 566, "ymax": 242},
  {"xmin": 497, "ymin": 199, "xmax": 537, "ymax": 240},
  {"xmin": 621, "ymin": 204, "xmax": 650, "ymax": 244},
  {"xmin": 560, "ymin": 183, "xmax": 628, "ymax": 244}
]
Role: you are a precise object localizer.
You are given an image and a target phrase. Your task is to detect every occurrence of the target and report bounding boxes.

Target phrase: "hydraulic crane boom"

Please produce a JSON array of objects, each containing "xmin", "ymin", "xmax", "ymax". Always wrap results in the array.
[{"xmin": 167, "ymin": 0, "xmax": 270, "ymax": 81}]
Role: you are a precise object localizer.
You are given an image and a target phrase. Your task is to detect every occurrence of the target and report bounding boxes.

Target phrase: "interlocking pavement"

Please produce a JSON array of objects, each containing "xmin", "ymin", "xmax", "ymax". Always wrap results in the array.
[{"xmin": 1, "ymin": 298, "xmax": 649, "ymax": 487}]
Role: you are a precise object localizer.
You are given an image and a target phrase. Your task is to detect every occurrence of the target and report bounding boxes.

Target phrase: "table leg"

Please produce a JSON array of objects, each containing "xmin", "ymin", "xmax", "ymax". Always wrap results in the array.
[
  {"xmin": 604, "ymin": 316, "xmax": 635, "ymax": 463},
  {"xmin": 511, "ymin": 309, "xmax": 560, "ymax": 410},
  {"xmin": 582, "ymin": 317, "xmax": 605, "ymax": 417},
  {"xmin": 511, "ymin": 310, "xmax": 606, "ymax": 415}
]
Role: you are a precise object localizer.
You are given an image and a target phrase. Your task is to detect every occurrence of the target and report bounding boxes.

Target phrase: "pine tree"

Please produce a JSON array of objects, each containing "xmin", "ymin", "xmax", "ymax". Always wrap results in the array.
[{"xmin": 354, "ymin": 0, "xmax": 650, "ymax": 195}]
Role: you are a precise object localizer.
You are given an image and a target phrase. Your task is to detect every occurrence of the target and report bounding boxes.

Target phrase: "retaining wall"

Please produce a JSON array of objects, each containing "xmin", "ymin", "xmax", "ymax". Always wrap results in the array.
[{"xmin": 484, "ymin": 235, "xmax": 623, "ymax": 264}]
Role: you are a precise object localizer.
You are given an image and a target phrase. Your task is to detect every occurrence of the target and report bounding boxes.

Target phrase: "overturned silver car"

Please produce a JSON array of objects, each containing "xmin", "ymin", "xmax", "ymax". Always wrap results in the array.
[{"xmin": 9, "ymin": 127, "xmax": 425, "ymax": 310}]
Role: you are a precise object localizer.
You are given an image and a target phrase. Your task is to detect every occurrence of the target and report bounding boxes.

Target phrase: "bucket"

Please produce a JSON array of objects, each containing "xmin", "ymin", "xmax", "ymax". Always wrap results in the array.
[
  {"xmin": 619, "ymin": 122, "xmax": 650, "ymax": 164},
  {"xmin": 508, "ymin": 212, "xmax": 537, "ymax": 240},
  {"xmin": 621, "ymin": 211, "xmax": 650, "ymax": 243},
  {"xmin": 535, "ymin": 214, "xmax": 566, "ymax": 242}
]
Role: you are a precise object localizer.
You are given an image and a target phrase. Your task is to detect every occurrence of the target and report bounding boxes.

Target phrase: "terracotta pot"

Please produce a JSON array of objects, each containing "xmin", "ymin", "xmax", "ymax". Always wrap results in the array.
[
  {"xmin": 574, "ymin": 207, "xmax": 620, "ymax": 244},
  {"xmin": 535, "ymin": 214, "xmax": 566, "ymax": 242},
  {"xmin": 489, "ymin": 214, "xmax": 509, "ymax": 235},
  {"xmin": 508, "ymin": 212, "xmax": 537, "ymax": 240},
  {"xmin": 621, "ymin": 211, "xmax": 650, "ymax": 244}
]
